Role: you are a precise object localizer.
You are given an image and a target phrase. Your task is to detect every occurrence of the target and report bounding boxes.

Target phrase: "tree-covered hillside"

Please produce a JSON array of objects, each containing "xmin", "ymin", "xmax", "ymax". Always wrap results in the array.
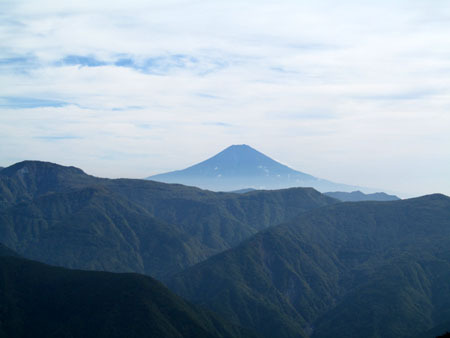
[
  {"xmin": 0, "ymin": 249, "xmax": 256, "ymax": 338},
  {"xmin": 168, "ymin": 194, "xmax": 450, "ymax": 338},
  {"xmin": 0, "ymin": 160, "xmax": 336, "ymax": 279}
]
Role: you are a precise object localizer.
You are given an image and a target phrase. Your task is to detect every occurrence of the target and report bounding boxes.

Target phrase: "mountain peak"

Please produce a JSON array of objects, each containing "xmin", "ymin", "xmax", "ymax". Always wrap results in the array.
[
  {"xmin": 148, "ymin": 144, "xmax": 365, "ymax": 192},
  {"xmin": 0, "ymin": 160, "xmax": 93, "ymax": 199},
  {"xmin": 203, "ymin": 144, "xmax": 277, "ymax": 167},
  {"xmin": 1, "ymin": 160, "xmax": 86, "ymax": 178},
  {"xmin": 224, "ymin": 144, "xmax": 254, "ymax": 151},
  {"xmin": 226, "ymin": 144, "xmax": 251, "ymax": 148},
  {"xmin": 148, "ymin": 144, "xmax": 374, "ymax": 193},
  {"xmin": 213, "ymin": 144, "xmax": 267, "ymax": 158}
]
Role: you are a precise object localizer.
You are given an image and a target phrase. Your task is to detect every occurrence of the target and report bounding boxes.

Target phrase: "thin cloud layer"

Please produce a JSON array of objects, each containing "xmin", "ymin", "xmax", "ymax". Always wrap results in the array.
[{"xmin": 1, "ymin": 0, "xmax": 450, "ymax": 196}]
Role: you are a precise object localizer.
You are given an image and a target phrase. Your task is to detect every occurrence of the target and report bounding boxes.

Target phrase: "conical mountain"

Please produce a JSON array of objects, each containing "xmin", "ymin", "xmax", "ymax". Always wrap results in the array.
[{"xmin": 148, "ymin": 144, "xmax": 362, "ymax": 192}]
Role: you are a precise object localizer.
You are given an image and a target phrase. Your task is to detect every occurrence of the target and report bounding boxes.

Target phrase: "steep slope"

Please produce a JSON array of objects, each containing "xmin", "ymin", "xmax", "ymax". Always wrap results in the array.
[
  {"xmin": 168, "ymin": 194, "xmax": 450, "ymax": 338},
  {"xmin": 0, "ymin": 161, "xmax": 337, "ymax": 279},
  {"xmin": 148, "ymin": 144, "xmax": 364, "ymax": 192},
  {"xmin": 0, "ymin": 254, "xmax": 256, "ymax": 338},
  {"xmin": 325, "ymin": 190, "xmax": 400, "ymax": 202}
]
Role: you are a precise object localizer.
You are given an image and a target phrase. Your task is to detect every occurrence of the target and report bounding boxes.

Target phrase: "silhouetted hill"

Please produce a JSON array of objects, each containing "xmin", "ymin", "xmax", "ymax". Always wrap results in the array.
[
  {"xmin": 0, "ymin": 254, "xmax": 256, "ymax": 338},
  {"xmin": 325, "ymin": 190, "xmax": 400, "ymax": 202},
  {"xmin": 148, "ymin": 145, "xmax": 366, "ymax": 192},
  {"xmin": 0, "ymin": 160, "xmax": 336, "ymax": 279},
  {"xmin": 168, "ymin": 194, "xmax": 450, "ymax": 338}
]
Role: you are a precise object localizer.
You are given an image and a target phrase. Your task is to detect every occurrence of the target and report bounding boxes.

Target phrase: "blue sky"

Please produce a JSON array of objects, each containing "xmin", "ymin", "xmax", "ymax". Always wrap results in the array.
[{"xmin": 1, "ymin": 0, "xmax": 450, "ymax": 197}]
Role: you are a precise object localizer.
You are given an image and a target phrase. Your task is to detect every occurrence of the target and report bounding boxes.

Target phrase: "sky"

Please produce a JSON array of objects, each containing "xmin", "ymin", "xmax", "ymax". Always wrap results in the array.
[{"xmin": 1, "ymin": 0, "xmax": 449, "ymax": 197}]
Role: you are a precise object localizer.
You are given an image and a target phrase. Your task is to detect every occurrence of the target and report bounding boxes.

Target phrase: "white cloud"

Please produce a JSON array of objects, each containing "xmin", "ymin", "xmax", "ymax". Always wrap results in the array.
[{"xmin": 1, "ymin": 0, "xmax": 450, "ymax": 196}]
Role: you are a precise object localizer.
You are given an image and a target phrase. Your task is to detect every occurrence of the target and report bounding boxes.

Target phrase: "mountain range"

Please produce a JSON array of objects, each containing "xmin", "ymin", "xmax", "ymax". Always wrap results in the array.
[
  {"xmin": 0, "ymin": 160, "xmax": 336, "ymax": 279},
  {"xmin": 1, "ymin": 159, "xmax": 449, "ymax": 337},
  {"xmin": 148, "ymin": 144, "xmax": 371, "ymax": 193},
  {"xmin": 168, "ymin": 194, "xmax": 450, "ymax": 338}
]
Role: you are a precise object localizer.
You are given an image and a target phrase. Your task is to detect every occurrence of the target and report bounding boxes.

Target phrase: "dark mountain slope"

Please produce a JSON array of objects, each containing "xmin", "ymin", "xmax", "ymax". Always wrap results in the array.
[
  {"xmin": 325, "ymin": 190, "xmax": 400, "ymax": 202},
  {"xmin": 168, "ymin": 194, "xmax": 450, "ymax": 338},
  {"xmin": 416, "ymin": 317, "xmax": 450, "ymax": 338},
  {"xmin": 0, "ymin": 161, "xmax": 336, "ymax": 279},
  {"xmin": 148, "ymin": 144, "xmax": 363, "ymax": 192},
  {"xmin": 0, "ymin": 243, "xmax": 19, "ymax": 257},
  {"xmin": 0, "ymin": 254, "xmax": 256, "ymax": 338}
]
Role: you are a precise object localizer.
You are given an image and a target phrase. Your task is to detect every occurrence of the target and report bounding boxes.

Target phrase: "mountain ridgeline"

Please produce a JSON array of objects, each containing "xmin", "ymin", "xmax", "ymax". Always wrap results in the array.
[
  {"xmin": 0, "ymin": 160, "xmax": 336, "ymax": 279},
  {"xmin": 148, "ymin": 144, "xmax": 367, "ymax": 193},
  {"xmin": 168, "ymin": 194, "xmax": 450, "ymax": 338},
  {"xmin": 325, "ymin": 190, "xmax": 400, "ymax": 202},
  {"xmin": 1, "ymin": 159, "xmax": 449, "ymax": 338},
  {"xmin": 0, "ymin": 248, "xmax": 256, "ymax": 338}
]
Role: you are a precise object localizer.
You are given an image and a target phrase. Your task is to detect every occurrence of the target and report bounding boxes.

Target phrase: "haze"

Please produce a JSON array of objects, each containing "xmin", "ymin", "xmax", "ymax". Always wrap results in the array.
[{"xmin": 1, "ymin": 0, "xmax": 449, "ymax": 197}]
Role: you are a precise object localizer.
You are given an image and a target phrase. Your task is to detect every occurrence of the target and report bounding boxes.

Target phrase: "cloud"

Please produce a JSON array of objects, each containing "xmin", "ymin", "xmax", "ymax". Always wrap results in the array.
[
  {"xmin": 0, "ymin": 0, "xmax": 450, "ymax": 196},
  {"xmin": 34, "ymin": 135, "xmax": 82, "ymax": 141},
  {"xmin": 0, "ymin": 96, "xmax": 69, "ymax": 108},
  {"xmin": 202, "ymin": 122, "xmax": 233, "ymax": 127},
  {"xmin": 0, "ymin": 56, "xmax": 35, "ymax": 66},
  {"xmin": 59, "ymin": 55, "xmax": 107, "ymax": 67}
]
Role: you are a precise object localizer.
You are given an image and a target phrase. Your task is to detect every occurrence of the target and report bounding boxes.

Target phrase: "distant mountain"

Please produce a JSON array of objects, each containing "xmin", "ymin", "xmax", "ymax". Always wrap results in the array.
[
  {"xmin": 0, "ymin": 160, "xmax": 336, "ymax": 279},
  {"xmin": 148, "ymin": 144, "xmax": 367, "ymax": 192},
  {"xmin": 325, "ymin": 190, "xmax": 400, "ymax": 202},
  {"xmin": 168, "ymin": 194, "xmax": 450, "ymax": 338},
  {"xmin": 0, "ymin": 253, "xmax": 256, "ymax": 338}
]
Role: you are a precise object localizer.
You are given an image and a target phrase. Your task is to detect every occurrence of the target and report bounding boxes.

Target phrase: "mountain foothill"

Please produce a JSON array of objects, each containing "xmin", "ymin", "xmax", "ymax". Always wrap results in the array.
[{"xmin": 0, "ymin": 146, "xmax": 449, "ymax": 338}]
